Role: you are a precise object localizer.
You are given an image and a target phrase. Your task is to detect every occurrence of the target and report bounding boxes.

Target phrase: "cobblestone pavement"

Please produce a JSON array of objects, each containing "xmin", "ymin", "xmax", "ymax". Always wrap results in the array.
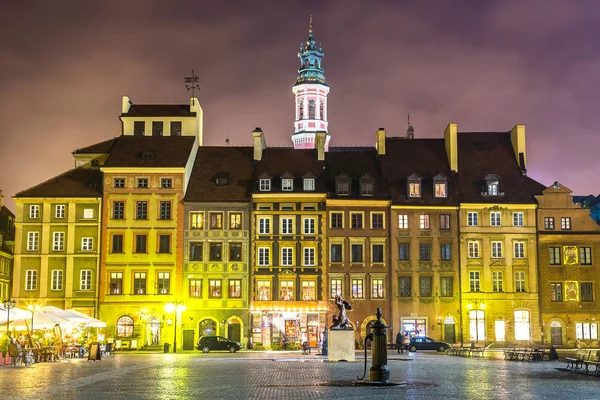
[{"xmin": 1, "ymin": 351, "xmax": 598, "ymax": 400}]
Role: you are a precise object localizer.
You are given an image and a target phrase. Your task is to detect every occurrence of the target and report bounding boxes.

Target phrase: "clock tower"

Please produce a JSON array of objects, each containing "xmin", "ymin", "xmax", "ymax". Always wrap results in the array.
[{"xmin": 292, "ymin": 17, "xmax": 331, "ymax": 150}]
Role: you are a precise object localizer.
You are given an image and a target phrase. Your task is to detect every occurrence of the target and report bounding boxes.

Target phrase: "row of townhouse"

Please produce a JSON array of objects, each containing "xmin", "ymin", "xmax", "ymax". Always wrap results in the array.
[{"xmin": 9, "ymin": 98, "xmax": 600, "ymax": 350}]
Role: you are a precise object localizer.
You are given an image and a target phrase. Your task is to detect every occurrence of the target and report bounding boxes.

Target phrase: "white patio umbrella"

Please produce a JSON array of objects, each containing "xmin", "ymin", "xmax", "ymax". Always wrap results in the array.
[
  {"xmin": 0, "ymin": 306, "xmax": 31, "ymax": 324},
  {"xmin": 66, "ymin": 309, "xmax": 107, "ymax": 328},
  {"xmin": 41, "ymin": 306, "xmax": 91, "ymax": 325},
  {"xmin": 9, "ymin": 310, "xmax": 74, "ymax": 331}
]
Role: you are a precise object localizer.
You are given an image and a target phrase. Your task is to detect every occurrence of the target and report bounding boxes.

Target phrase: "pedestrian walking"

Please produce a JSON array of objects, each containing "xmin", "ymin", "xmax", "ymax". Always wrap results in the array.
[
  {"xmin": 396, "ymin": 332, "xmax": 402, "ymax": 354},
  {"xmin": 402, "ymin": 333, "xmax": 410, "ymax": 353}
]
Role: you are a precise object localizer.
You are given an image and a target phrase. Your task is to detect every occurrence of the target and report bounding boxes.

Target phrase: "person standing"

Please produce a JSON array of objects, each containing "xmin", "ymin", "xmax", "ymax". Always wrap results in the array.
[
  {"xmin": 402, "ymin": 333, "xmax": 410, "ymax": 353},
  {"xmin": 396, "ymin": 332, "xmax": 403, "ymax": 354}
]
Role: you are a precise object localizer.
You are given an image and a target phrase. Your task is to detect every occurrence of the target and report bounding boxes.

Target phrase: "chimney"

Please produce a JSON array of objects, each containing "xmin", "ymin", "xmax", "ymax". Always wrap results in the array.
[
  {"xmin": 375, "ymin": 128, "xmax": 386, "ymax": 155},
  {"xmin": 121, "ymin": 96, "xmax": 132, "ymax": 114},
  {"xmin": 509, "ymin": 124, "xmax": 527, "ymax": 175},
  {"xmin": 444, "ymin": 123, "xmax": 458, "ymax": 172},
  {"xmin": 252, "ymin": 127, "xmax": 266, "ymax": 161},
  {"xmin": 315, "ymin": 131, "xmax": 327, "ymax": 160}
]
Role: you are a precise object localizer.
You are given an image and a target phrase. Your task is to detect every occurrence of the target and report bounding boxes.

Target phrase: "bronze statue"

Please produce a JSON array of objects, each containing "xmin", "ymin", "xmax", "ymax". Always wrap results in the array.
[{"xmin": 331, "ymin": 295, "xmax": 353, "ymax": 330}]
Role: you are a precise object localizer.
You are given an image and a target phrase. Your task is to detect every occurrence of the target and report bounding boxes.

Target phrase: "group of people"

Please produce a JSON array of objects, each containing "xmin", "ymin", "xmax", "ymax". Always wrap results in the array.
[{"xmin": 395, "ymin": 332, "xmax": 411, "ymax": 354}]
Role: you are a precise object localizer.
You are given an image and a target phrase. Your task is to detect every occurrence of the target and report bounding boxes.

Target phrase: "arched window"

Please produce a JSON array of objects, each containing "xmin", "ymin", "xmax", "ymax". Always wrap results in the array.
[
  {"xmin": 116, "ymin": 315, "xmax": 134, "ymax": 338},
  {"xmin": 199, "ymin": 319, "xmax": 216, "ymax": 337},
  {"xmin": 299, "ymin": 101, "xmax": 304, "ymax": 120},
  {"xmin": 308, "ymin": 100, "xmax": 315, "ymax": 119}
]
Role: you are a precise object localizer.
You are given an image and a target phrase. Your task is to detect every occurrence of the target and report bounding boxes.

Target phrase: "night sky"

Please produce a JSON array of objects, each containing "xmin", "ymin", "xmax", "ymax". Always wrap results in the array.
[{"xmin": 1, "ymin": 0, "xmax": 599, "ymax": 210}]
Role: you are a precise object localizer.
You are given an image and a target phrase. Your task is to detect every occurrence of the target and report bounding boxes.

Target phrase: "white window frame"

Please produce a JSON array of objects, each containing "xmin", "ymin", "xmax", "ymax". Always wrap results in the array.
[
  {"xmin": 83, "ymin": 208, "xmax": 94, "ymax": 219},
  {"xmin": 25, "ymin": 270, "xmax": 37, "ymax": 291},
  {"xmin": 303, "ymin": 217, "xmax": 315, "ymax": 235},
  {"xmin": 491, "ymin": 241, "xmax": 503, "ymax": 258},
  {"xmin": 469, "ymin": 271, "xmax": 480, "ymax": 292},
  {"xmin": 51, "ymin": 270, "xmax": 63, "ymax": 291},
  {"xmin": 281, "ymin": 217, "xmax": 293, "ymax": 235},
  {"xmin": 27, "ymin": 231, "xmax": 39, "ymax": 251},
  {"xmin": 490, "ymin": 212, "xmax": 501, "ymax": 227},
  {"xmin": 259, "ymin": 179, "xmax": 271, "ymax": 192},
  {"xmin": 258, "ymin": 247, "xmax": 270, "ymax": 266},
  {"xmin": 29, "ymin": 205, "xmax": 40, "ymax": 219},
  {"xmin": 282, "ymin": 178, "xmax": 293, "ymax": 191},
  {"xmin": 515, "ymin": 271, "xmax": 526, "ymax": 293},
  {"xmin": 281, "ymin": 247, "xmax": 293, "ymax": 266},
  {"xmin": 80, "ymin": 270, "xmax": 92, "ymax": 291},
  {"xmin": 468, "ymin": 241, "xmax": 480, "ymax": 258},
  {"xmin": 398, "ymin": 214, "xmax": 408, "ymax": 229},
  {"xmin": 53, "ymin": 232, "xmax": 65, "ymax": 252},
  {"xmin": 258, "ymin": 218, "xmax": 270, "ymax": 234},
  {"xmin": 514, "ymin": 242, "xmax": 525, "ymax": 258},
  {"xmin": 303, "ymin": 247, "xmax": 315, "ymax": 266},
  {"xmin": 55, "ymin": 205, "xmax": 65, "ymax": 219},
  {"xmin": 513, "ymin": 212, "xmax": 524, "ymax": 227},
  {"xmin": 81, "ymin": 237, "xmax": 93, "ymax": 251},
  {"xmin": 303, "ymin": 178, "xmax": 315, "ymax": 191},
  {"xmin": 492, "ymin": 271, "xmax": 503, "ymax": 292},
  {"xmin": 467, "ymin": 212, "xmax": 478, "ymax": 226}
]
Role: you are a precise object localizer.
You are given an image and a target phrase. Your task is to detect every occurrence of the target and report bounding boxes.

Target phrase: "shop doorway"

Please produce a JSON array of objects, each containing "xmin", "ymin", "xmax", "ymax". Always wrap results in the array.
[
  {"xmin": 469, "ymin": 310, "xmax": 485, "ymax": 342},
  {"xmin": 550, "ymin": 321, "xmax": 562, "ymax": 346},
  {"xmin": 147, "ymin": 317, "xmax": 161, "ymax": 345},
  {"xmin": 228, "ymin": 322, "xmax": 241, "ymax": 342},
  {"xmin": 182, "ymin": 330, "xmax": 195, "ymax": 350},
  {"xmin": 495, "ymin": 320, "xmax": 505, "ymax": 342},
  {"xmin": 443, "ymin": 317, "xmax": 456, "ymax": 343}
]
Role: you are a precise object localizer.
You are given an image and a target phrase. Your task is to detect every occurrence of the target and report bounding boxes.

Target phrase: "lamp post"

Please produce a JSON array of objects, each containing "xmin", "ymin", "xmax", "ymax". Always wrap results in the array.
[
  {"xmin": 27, "ymin": 304, "xmax": 41, "ymax": 344},
  {"xmin": 165, "ymin": 302, "xmax": 186, "ymax": 353},
  {"xmin": 2, "ymin": 299, "xmax": 17, "ymax": 338}
]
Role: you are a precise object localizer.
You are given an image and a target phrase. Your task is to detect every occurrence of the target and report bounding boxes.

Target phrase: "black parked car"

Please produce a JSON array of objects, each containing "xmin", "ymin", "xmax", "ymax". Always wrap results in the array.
[
  {"xmin": 408, "ymin": 337, "xmax": 451, "ymax": 352},
  {"xmin": 196, "ymin": 336, "xmax": 241, "ymax": 353}
]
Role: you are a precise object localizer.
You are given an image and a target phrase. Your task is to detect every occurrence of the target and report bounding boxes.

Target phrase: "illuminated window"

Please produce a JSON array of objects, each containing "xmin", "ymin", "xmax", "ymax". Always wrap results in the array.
[
  {"xmin": 580, "ymin": 247, "xmax": 592, "ymax": 265},
  {"xmin": 492, "ymin": 271, "xmax": 503, "ymax": 292},
  {"xmin": 550, "ymin": 283, "xmax": 562, "ymax": 302},
  {"xmin": 371, "ymin": 278, "xmax": 384, "ymax": 299},
  {"xmin": 109, "ymin": 272, "xmax": 122, "ymax": 295},
  {"xmin": 408, "ymin": 182, "xmax": 421, "ymax": 198},
  {"xmin": 469, "ymin": 271, "xmax": 480, "ymax": 292},
  {"xmin": 513, "ymin": 212, "xmax": 524, "ymax": 226},
  {"xmin": 469, "ymin": 310, "xmax": 485, "ymax": 341},
  {"xmin": 190, "ymin": 212, "xmax": 204, "ymax": 229},
  {"xmin": 514, "ymin": 242, "xmax": 525, "ymax": 258},
  {"xmin": 55, "ymin": 205, "xmax": 65, "ymax": 219},
  {"xmin": 80, "ymin": 270, "xmax": 92, "ymax": 291},
  {"xmin": 133, "ymin": 272, "xmax": 146, "ymax": 295},
  {"xmin": 576, "ymin": 322, "xmax": 598, "ymax": 340},
  {"xmin": 515, "ymin": 271, "xmax": 526, "ymax": 293},
  {"xmin": 467, "ymin": 212, "xmax": 478, "ymax": 226},
  {"xmin": 189, "ymin": 279, "xmax": 202, "ymax": 297},
  {"xmin": 302, "ymin": 280, "xmax": 316, "ymax": 300},
  {"xmin": 280, "ymin": 280, "xmax": 294, "ymax": 300},
  {"xmin": 514, "ymin": 310, "xmax": 530, "ymax": 341},
  {"xmin": 440, "ymin": 214, "xmax": 450, "ymax": 230},
  {"xmin": 209, "ymin": 280, "xmax": 222, "ymax": 298},
  {"xmin": 229, "ymin": 279, "xmax": 241, "ymax": 298},
  {"xmin": 398, "ymin": 214, "xmax": 408, "ymax": 229},
  {"xmin": 351, "ymin": 279, "xmax": 364, "ymax": 298},
  {"xmin": 258, "ymin": 247, "xmax": 270, "ymax": 266},
  {"xmin": 561, "ymin": 217, "xmax": 571, "ymax": 230},
  {"xmin": 434, "ymin": 182, "xmax": 447, "ymax": 198},
  {"xmin": 491, "ymin": 242, "xmax": 503, "ymax": 258},
  {"xmin": 116, "ymin": 316, "xmax": 134, "ymax": 338},
  {"xmin": 419, "ymin": 214, "xmax": 430, "ymax": 229},
  {"xmin": 229, "ymin": 213, "xmax": 242, "ymax": 230},
  {"xmin": 257, "ymin": 280, "xmax": 271, "ymax": 300},
  {"xmin": 544, "ymin": 217, "xmax": 555, "ymax": 230},
  {"xmin": 209, "ymin": 212, "xmax": 223, "ymax": 229},
  {"xmin": 330, "ymin": 279, "xmax": 342, "ymax": 298},
  {"xmin": 83, "ymin": 208, "xmax": 94, "ymax": 219},
  {"xmin": 157, "ymin": 272, "xmax": 170, "ymax": 294},
  {"xmin": 281, "ymin": 247, "xmax": 293, "ymax": 266}
]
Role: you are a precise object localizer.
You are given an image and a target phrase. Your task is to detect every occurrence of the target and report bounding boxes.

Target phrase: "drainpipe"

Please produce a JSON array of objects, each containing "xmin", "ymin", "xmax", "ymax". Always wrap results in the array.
[{"xmin": 457, "ymin": 206, "xmax": 463, "ymax": 347}]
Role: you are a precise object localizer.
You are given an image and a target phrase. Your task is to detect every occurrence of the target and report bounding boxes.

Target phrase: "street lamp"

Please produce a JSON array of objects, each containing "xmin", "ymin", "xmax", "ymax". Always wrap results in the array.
[
  {"xmin": 165, "ymin": 302, "xmax": 186, "ymax": 353},
  {"xmin": 2, "ymin": 299, "xmax": 16, "ymax": 338},
  {"xmin": 27, "ymin": 304, "xmax": 41, "ymax": 344}
]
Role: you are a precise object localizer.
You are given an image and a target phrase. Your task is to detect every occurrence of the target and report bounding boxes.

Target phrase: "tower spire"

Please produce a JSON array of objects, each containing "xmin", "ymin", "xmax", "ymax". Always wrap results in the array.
[
  {"xmin": 406, "ymin": 112, "xmax": 415, "ymax": 139},
  {"xmin": 309, "ymin": 14, "xmax": 313, "ymax": 38}
]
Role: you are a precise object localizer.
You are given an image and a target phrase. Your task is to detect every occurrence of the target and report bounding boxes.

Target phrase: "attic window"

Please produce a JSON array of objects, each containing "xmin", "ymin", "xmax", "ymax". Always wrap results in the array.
[
  {"xmin": 407, "ymin": 174, "xmax": 422, "ymax": 198},
  {"xmin": 215, "ymin": 173, "xmax": 229, "ymax": 186},
  {"xmin": 483, "ymin": 174, "xmax": 504, "ymax": 197},
  {"xmin": 433, "ymin": 174, "xmax": 448, "ymax": 198},
  {"xmin": 282, "ymin": 178, "xmax": 293, "ymax": 191},
  {"xmin": 141, "ymin": 151, "xmax": 155, "ymax": 160},
  {"xmin": 359, "ymin": 174, "xmax": 374, "ymax": 196},
  {"xmin": 303, "ymin": 178, "xmax": 315, "ymax": 191},
  {"xmin": 335, "ymin": 174, "xmax": 351, "ymax": 196},
  {"xmin": 259, "ymin": 179, "xmax": 271, "ymax": 192}
]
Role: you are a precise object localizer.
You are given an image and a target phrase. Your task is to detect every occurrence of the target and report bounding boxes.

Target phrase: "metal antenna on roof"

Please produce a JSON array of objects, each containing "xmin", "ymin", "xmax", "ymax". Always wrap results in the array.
[
  {"xmin": 184, "ymin": 69, "xmax": 201, "ymax": 105},
  {"xmin": 226, "ymin": 131, "xmax": 230, "ymax": 146}
]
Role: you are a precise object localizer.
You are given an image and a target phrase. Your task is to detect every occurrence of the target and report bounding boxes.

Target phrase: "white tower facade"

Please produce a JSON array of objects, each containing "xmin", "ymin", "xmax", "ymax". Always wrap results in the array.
[{"xmin": 292, "ymin": 19, "xmax": 331, "ymax": 150}]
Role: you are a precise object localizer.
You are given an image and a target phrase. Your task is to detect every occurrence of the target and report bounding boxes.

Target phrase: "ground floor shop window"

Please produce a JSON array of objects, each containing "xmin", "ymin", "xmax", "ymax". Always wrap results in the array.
[
  {"xmin": 117, "ymin": 315, "xmax": 134, "ymax": 338},
  {"xmin": 495, "ymin": 320, "xmax": 505, "ymax": 342},
  {"xmin": 469, "ymin": 310, "xmax": 485, "ymax": 341},
  {"xmin": 402, "ymin": 318, "xmax": 427, "ymax": 337},
  {"xmin": 514, "ymin": 310, "xmax": 530, "ymax": 341},
  {"xmin": 576, "ymin": 322, "xmax": 598, "ymax": 340}
]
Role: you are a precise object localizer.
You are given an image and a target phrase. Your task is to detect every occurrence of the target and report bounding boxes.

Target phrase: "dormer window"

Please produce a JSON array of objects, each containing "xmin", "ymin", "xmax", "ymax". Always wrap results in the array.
[
  {"xmin": 141, "ymin": 151, "xmax": 154, "ymax": 160},
  {"xmin": 214, "ymin": 173, "xmax": 229, "ymax": 186},
  {"xmin": 303, "ymin": 178, "xmax": 315, "ymax": 191},
  {"xmin": 282, "ymin": 178, "xmax": 293, "ymax": 191},
  {"xmin": 335, "ymin": 174, "xmax": 351, "ymax": 196},
  {"xmin": 259, "ymin": 179, "xmax": 271, "ymax": 192},
  {"xmin": 433, "ymin": 173, "xmax": 448, "ymax": 198},
  {"xmin": 407, "ymin": 174, "xmax": 422, "ymax": 198},
  {"xmin": 483, "ymin": 174, "xmax": 503, "ymax": 197},
  {"xmin": 359, "ymin": 174, "xmax": 374, "ymax": 196}
]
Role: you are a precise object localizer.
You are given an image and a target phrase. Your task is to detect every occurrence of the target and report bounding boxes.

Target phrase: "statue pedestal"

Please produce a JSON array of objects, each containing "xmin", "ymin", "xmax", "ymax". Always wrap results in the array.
[{"xmin": 328, "ymin": 329, "xmax": 355, "ymax": 362}]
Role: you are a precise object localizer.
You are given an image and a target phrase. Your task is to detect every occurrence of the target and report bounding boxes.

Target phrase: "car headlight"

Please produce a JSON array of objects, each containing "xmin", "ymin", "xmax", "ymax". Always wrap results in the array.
[{"xmin": 236, "ymin": 342, "xmax": 241, "ymax": 346}]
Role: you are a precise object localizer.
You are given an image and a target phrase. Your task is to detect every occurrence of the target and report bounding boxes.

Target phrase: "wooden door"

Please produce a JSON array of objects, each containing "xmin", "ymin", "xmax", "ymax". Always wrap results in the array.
[{"xmin": 551, "ymin": 326, "xmax": 562, "ymax": 346}]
